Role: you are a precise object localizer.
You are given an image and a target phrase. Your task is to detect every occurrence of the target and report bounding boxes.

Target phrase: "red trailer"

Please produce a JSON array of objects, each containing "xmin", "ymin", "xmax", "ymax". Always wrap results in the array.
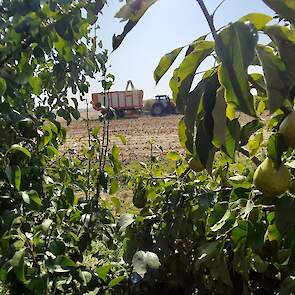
[{"xmin": 92, "ymin": 80, "xmax": 144, "ymax": 117}]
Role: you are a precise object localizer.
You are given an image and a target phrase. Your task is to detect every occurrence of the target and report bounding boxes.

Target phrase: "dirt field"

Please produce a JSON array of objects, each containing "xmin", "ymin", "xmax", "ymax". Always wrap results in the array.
[{"xmin": 65, "ymin": 111, "xmax": 183, "ymax": 163}]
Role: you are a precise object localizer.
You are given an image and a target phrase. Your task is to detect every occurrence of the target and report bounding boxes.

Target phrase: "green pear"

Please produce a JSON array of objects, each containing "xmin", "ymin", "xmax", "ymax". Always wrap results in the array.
[{"xmin": 253, "ymin": 158, "xmax": 291, "ymax": 196}]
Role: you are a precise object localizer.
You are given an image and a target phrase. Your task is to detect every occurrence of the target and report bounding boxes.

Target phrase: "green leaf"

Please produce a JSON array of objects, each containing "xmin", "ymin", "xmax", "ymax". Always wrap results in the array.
[
  {"xmin": 196, "ymin": 241, "xmax": 220, "ymax": 268},
  {"xmin": 8, "ymin": 144, "xmax": 31, "ymax": 158},
  {"xmin": 10, "ymin": 249, "xmax": 26, "ymax": 282},
  {"xmin": 263, "ymin": 0, "xmax": 295, "ymax": 25},
  {"xmin": 48, "ymin": 241, "xmax": 66, "ymax": 256},
  {"xmin": 216, "ymin": 22, "xmax": 257, "ymax": 116},
  {"xmin": 21, "ymin": 190, "xmax": 42, "ymax": 206},
  {"xmin": 195, "ymin": 73, "xmax": 219, "ymax": 170},
  {"xmin": 212, "ymin": 87, "xmax": 227, "ymax": 148},
  {"xmin": 166, "ymin": 151, "xmax": 181, "ymax": 161},
  {"xmin": 265, "ymin": 26, "xmax": 295, "ymax": 84},
  {"xmin": 223, "ymin": 118, "xmax": 241, "ymax": 159},
  {"xmin": 280, "ymin": 276, "xmax": 295, "ymax": 295},
  {"xmin": 69, "ymin": 106, "xmax": 80, "ymax": 120},
  {"xmin": 247, "ymin": 131, "xmax": 263, "ymax": 157},
  {"xmin": 249, "ymin": 252, "xmax": 269, "ymax": 273},
  {"xmin": 91, "ymin": 125, "xmax": 101, "ymax": 138},
  {"xmin": 0, "ymin": 77, "xmax": 7, "ymax": 96},
  {"xmin": 110, "ymin": 179, "xmax": 119, "ymax": 195},
  {"xmin": 109, "ymin": 145, "xmax": 121, "ymax": 173},
  {"xmin": 210, "ymin": 208, "xmax": 231, "ymax": 232},
  {"xmin": 5, "ymin": 166, "xmax": 21, "ymax": 191},
  {"xmin": 29, "ymin": 77, "xmax": 42, "ymax": 95},
  {"xmin": 55, "ymin": 255, "xmax": 76, "ymax": 267},
  {"xmin": 276, "ymin": 195, "xmax": 295, "ymax": 234},
  {"xmin": 65, "ymin": 187, "xmax": 76, "ymax": 206},
  {"xmin": 117, "ymin": 134, "xmax": 127, "ymax": 145},
  {"xmin": 132, "ymin": 251, "xmax": 161, "ymax": 277},
  {"xmin": 267, "ymin": 133, "xmax": 288, "ymax": 167},
  {"xmin": 179, "ymin": 117, "xmax": 194, "ymax": 154},
  {"xmin": 256, "ymin": 45, "xmax": 290, "ymax": 112},
  {"xmin": 111, "ymin": 197, "xmax": 122, "ymax": 212},
  {"xmin": 170, "ymin": 41, "xmax": 214, "ymax": 112},
  {"xmin": 154, "ymin": 47, "xmax": 184, "ymax": 84},
  {"xmin": 108, "ymin": 275, "xmax": 125, "ymax": 288},
  {"xmin": 239, "ymin": 13, "xmax": 272, "ymax": 30},
  {"xmin": 96, "ymin": 264, "xmax": 113, "ymax": 282},
  {"xmin": 15, "ymin": 63, "xmax": 35, "ymax": 85},
  {"xmin": 240, "ymin": 119, "xmax": 264, "ymax": 146}
]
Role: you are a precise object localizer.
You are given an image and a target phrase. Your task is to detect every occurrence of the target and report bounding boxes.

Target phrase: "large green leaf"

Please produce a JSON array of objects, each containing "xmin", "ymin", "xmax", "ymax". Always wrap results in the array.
[
  {"xmin": 239, "ymin": 13, "xmax": 272, "ymax": 30},
  {"xmin": 5, "ymin": 166, "xmax": 21, "ymax": 191},
  {"xmin": 10, "ymin": 249, "xmax": 26, "ymax": 283},
  {"xmin": 256, "ymin": 45, "xmax": 290, "ymax": 112},
  {"xmin": 263, "ymin": 0, "xmax": 295, "ymax": 25},
  {"xmin": 8, "ymin": 144, "xmax": 31, "ymax": 158},
  {"xmin": 170, "ymin": 40, "xmax": 214, "ymax": 113},
  {"xmin": 265, "ymin": 26, "xmax": 295, "ymax": 88},
  {"xmin": 267, "ymin": 133, "xmax": 288, "ymax": 168},
  {"xmin": 154, "ymin": 47, "xmax": 184, "ymax": 84},
  {"xmin": 223, "ymin": 118, "xmax": 240, "ymax": 159},
  {"xmin": 195, "ymin": 72, "xmax": 219, "ymax": 170},
  {"xmin": 240, "ymin": 119, "xmax": 264, "ymax": 146},
  {"xmin": 29, "ymin": 77, "xmax": 42, "ymax": 95},
  {"xmin": 212, "ymin": 87, "xmax": 227, "ymax": 148},
  {"xmin": 179, "ymin": 117, "xmax": 193, "ymax": 154},
  {"xmin": 179, "ymin": 80, "xmax": 206, "ymax": 154},
  {"xmin": 216, "ymin": 22, "xmax": 257, "ymax": 116}
]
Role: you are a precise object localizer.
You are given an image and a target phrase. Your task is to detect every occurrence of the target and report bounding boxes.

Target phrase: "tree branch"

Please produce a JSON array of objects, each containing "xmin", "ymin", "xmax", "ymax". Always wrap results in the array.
[
  {"xmin": 195, "ymin": 0, "xmax": 219, "ymax": 41},
  {"xmin": 238, "ymin": 147, "xmax": 261, "ymax": 166}
]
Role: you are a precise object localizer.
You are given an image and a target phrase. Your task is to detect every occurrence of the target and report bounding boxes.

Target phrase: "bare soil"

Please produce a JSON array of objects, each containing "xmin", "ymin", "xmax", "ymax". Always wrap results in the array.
[{"xmin": 65, "ymin": 111, "xmax": 183, "ymax": 163}]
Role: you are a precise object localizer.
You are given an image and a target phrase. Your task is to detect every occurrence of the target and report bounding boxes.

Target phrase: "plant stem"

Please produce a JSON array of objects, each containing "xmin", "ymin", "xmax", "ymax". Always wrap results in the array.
[
  {"xmin": 86, "ymin": 99, "xmax": 91, "ymax": 201},
  {"xmin": 195, "ymin": 0, "xmax": 218, "ymax": 41},
  {"xmin": 212, "ymin": 0, "xmax": 227, "ymax": 18}
]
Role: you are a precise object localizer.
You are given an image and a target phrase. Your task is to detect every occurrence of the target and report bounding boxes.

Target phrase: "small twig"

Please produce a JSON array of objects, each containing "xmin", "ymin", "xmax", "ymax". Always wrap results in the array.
[
  {"xmin": 149, "ymin": 175, "xmax": 178, "ymax": 180},
  {"xmin": 212, "ymin": 0, "xmax": 228, "ymax": 18},
  {"xmin": 150, "ymin": 142, "xmax": 153, "ymax": 170},
  {"xmin": 195, "ymin": 0, "xmax": 219, "ymax": 41},
  {"xmin": 102, "ymin": 120, "xmax": 110, "ymax": 171}
]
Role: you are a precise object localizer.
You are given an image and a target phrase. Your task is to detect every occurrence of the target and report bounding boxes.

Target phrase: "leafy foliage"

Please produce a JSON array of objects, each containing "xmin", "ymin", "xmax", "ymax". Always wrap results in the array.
[
  {"xmin": 0, "ymin": 1, "xmax": 129, "ymax": 294},
  {"xmin": 111, "ymin": 1, "xmax": 295, "ymax": 294}
]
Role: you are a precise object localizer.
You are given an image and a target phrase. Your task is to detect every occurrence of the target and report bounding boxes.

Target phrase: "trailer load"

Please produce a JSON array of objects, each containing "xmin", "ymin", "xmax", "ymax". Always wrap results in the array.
[{"xmin": 92, "ymin": 80, "xmax": 144, "ymax": 117}]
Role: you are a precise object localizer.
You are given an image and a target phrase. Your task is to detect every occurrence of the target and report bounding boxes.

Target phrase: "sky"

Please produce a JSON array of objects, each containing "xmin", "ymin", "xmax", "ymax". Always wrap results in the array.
[{"xmin": 87, "ymin": 0, "xmax": 273, "ymax": 102}]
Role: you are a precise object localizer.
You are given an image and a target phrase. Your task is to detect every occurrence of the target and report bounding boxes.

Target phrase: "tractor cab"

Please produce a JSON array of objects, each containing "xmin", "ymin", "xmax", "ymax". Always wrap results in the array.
[
  {"xmin": 155, "ymin": 95, "xmax": 170, "ymax": 102},
  {"xmin": 151, "ymin": 95, "xmax": 176, "ymax": 116}
]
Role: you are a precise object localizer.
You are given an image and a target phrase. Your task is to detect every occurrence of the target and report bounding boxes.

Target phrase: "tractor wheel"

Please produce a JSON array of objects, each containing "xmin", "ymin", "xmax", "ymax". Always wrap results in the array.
[{"xmin": 151, "ymin": 103, "xmax": 164, "ymax": 116}]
